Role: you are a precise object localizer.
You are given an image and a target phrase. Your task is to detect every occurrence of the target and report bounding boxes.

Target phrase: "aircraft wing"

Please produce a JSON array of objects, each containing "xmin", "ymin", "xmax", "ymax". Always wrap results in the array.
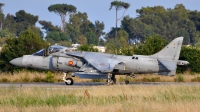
[{"xmin": 67, "ymin": 52, "xmax": 121, "ymax": 73}]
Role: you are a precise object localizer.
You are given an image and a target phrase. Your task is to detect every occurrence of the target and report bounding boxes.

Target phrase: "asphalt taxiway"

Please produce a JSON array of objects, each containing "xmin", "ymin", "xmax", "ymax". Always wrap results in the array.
[{"xmin": 0, "ymin": 82, "xmax": 200, "ymax": 88}]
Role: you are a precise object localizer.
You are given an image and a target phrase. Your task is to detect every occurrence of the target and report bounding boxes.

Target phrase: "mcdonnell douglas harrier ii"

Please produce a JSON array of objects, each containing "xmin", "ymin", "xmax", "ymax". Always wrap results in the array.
[{"xmin": 10, "ymin": 37, "xmax": 189, "ymax": 85}]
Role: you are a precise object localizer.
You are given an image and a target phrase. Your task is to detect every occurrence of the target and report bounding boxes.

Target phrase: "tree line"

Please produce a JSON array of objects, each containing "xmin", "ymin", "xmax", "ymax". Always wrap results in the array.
[{"xmin": 0, "ymin": 1, "xmax": 200, "ymax": 73}]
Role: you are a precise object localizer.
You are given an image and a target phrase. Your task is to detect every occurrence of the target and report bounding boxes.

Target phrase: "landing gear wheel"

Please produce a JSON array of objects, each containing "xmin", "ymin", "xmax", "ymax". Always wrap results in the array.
[
  {"xmin": 112, "ymin": 77, "xmax": 116, "ymax": 84},
  {"xmin": 125, "ymin": 80, "xmax": 129, "ymax": 84},
  {"xmin": 107, "ymin": 79, "xmax": 114, "ymax": 85},
  {"xmin": 65, "ymin": 78, "xmax": 74, "ymax": 85},
  {"xmin": 125, "ymin": 74, "xmax": 131, "ymax": 84}
]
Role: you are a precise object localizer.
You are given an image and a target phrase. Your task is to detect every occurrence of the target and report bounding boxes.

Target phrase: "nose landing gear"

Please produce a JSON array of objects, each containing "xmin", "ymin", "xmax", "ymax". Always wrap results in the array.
[
  {"xmin": 63, "ymin": 72, "xmax": 74, "ymax": 85},
  {"xmin": 65, "ymin": 77, "xmax": 74, "ymax": 85}
]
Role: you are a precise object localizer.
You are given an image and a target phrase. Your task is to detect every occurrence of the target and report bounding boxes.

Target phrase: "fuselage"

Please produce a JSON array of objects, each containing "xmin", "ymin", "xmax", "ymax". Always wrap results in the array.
[
  {"xmin": 114, "ymin": 55, "xmax": 169, "ymax": 74},
  {"xmin": 10, "ymin": 52, "xmax": 169, "ymax": 75}
]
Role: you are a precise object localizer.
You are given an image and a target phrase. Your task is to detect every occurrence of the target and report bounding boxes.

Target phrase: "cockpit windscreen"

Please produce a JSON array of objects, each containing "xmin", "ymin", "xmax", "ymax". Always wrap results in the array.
[{"xmin": 33, "ymin": 49, "xmax": 45, "ymax": 56}]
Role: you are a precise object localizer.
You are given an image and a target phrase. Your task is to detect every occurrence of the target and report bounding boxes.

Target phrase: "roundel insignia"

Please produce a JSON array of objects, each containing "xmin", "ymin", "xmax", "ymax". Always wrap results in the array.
[{"xmin": 68, "ymin": 61, "xmax": 73, "ymax": 66}]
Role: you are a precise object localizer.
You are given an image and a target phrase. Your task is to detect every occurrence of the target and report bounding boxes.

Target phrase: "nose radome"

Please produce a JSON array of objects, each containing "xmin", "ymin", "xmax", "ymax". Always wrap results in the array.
[{"xmin": 10, "ymin": 57, "xmax": 23, "ymax": 67}]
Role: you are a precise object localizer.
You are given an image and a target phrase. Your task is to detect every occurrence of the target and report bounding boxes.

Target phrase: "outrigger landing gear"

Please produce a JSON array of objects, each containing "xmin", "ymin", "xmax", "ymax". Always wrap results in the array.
[
  {"xmin": 125, "ymin": 75, "xmax": 129, "ymax": 84},
  {"xmin": 125, "ymin": 74, "xmax": 136, "ymax": 84},
  {"xmin": 63, "ymin": 72, "xmax": 74, "ymax": 85},
  {"xmin": 107, "ymin": 73, "xmax": 116, "ymax": 85}
]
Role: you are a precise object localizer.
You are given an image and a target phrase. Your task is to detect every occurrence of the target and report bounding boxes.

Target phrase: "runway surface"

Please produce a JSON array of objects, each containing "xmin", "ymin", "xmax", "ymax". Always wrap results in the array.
[{"xmin": 0, "ymin": 82, "xmax": 200, "ymax": 88}]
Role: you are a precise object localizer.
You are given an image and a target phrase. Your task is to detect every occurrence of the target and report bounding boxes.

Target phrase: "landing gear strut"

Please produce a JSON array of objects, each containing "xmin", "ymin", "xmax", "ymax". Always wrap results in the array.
[
  {"xmin": 107, "ymin": 73, "xmax": 116, "ymax": 85},
  {"xmin": 111, "ymin": 75, "xmax": 116, "ymax": 84},
  {"xmin": 63, "ymin": 72, "xmax": 74, "ymax": 85}
]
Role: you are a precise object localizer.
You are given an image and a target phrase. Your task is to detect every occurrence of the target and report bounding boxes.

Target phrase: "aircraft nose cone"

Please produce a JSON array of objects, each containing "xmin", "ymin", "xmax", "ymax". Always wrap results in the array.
[{"xmin": 10, "ymin": 57, "xmax": 23, "ymax": 67}]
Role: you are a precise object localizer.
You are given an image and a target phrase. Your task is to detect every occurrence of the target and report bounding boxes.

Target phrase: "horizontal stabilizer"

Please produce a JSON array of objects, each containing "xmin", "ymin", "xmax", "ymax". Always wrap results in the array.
[{"xmin": 158, "ymin": 59, "xmax": 177, "ymax": 71}]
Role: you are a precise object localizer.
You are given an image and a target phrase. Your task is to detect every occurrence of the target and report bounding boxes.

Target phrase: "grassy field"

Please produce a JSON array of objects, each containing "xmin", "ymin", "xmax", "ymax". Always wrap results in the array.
[
  {"xmin": 0, "ymin": 71, "xmax": 200, "ymax": 111},
  {"xmin": 0, "ymin": 85, "xmax": 200, "ymax": 112}
]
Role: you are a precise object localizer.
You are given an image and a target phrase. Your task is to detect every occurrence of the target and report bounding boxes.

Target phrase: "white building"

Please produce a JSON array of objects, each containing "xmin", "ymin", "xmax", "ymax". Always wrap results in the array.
[
  {"xmin": 94, "ymin": 46, "xmax": 106, "ymax": 53},
  {"xmin": 71, "ymin": 44, "xmax": 106, "ymax": 53},
  {"xmin": 72, "ymin": 44, "xmax": 80, "ymax": 48}
]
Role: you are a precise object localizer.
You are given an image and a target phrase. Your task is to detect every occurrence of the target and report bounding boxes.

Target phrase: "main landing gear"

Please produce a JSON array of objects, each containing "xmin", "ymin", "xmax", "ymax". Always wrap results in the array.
[
  {"xmin": 63, "ymin": 73, "xmax": 74, "ymax": 85},
  {"xmin": 107, "ymin": 73, "xmax": 116, "ymax": 85},
  {"xmin": 107, "ymin": 73, "xmax": 136, "ymax": 85}
]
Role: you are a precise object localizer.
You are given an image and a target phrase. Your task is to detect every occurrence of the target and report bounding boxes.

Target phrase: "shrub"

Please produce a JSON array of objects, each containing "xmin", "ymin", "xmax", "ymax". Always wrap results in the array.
[
  {"xmin": 92, "ymin": 79, "xmax": 101, "ymax": 82},
  {"xmin": 119, "ymin": 77, "xmax": 124, "ymax": 82},
  {"xmin": 179, "ymin": 46, "xmax": 200, "ymax": 73},
  {"xmin": 151, "ymin": 77, "xmax": 161, "ymax": 82},
  {"xmin": 45, "ymin": 71, "xmax": 55, "ymax": 82},
  {"xmin": 174, "ymin": 74, "xmax": 184, "ymax": 82},
  {"xmin": 191, "ymin": 77, "xmax": 200, "ymax": 82},
  {"xmin": 32, "ymin": 76, "xmax": 43, "ymax": 82},
  {"xmin": 141, "ymin": 77, "xmax": 160, "ymax": 82},
  {"xmin": 1, "ymin": 78, "xmax": 9, "ymax": 82},
  {"xmin": 21, "ymin": 74, "xmax": 30, "ymax": 82}
]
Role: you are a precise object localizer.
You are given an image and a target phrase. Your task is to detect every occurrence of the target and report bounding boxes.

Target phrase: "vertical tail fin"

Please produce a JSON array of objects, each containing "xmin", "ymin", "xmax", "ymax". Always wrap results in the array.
[
  {"xmin": 151, "ymin": 37, "xmax": 184, "ymax": 76},
  {"xmin": 150, "ymin": 37, "xmax": 183, "ymax": 60}
]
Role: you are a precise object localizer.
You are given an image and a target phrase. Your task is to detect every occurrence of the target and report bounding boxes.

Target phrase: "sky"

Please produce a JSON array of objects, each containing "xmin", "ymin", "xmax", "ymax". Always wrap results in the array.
[{"xmin": 1, "ymin": 0, "xmax": 200, "ymax": 33}]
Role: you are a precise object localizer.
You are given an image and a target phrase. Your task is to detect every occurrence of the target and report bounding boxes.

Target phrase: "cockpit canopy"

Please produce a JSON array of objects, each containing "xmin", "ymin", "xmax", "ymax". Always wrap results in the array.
[
  {"xmin": 48, "ymin": 45, "xmax": 66, "ymax": 54},
  {"xmin": 33, "ymin": 45, "xmax": 67, "ymax": 56}
]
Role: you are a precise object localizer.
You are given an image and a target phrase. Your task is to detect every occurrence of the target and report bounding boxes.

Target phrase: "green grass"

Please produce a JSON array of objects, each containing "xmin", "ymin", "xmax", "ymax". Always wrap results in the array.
[
  {"xmin": 0, "ymin": 85, "xmax": 200, "ymax": 109},
  {"xmin": 0, "ymin": 85, "xmax": 200, "ymax": 112}
]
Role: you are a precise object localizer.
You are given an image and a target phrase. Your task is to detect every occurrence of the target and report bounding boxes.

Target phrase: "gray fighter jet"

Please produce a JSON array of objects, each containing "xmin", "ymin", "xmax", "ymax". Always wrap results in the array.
[{"xmin": 10, "ymin": 37, "xmax": 189, "ymax": 85}]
